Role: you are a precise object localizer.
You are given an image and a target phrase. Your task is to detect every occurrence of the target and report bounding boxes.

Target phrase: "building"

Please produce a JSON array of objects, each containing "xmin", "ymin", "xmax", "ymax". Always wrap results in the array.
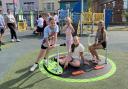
[
  {"xmin": 1, "ymin": 0, "xmax": 20, "ymax": 14},
  {"xmin": 39, "ymin": 0, "xmax": 59, "ymax": 13},
  {"xmin": 92, "ymin": 0, "xmax": 128, "ymax": 23},
  {"xmin": 19, "ymin": 0, "xmax": 39, "ymax": 13},
  {"xmin": 59, "ymin": 0, "xmax": 88, "ymax": 12},
  {"xmin": 1, "ymin": 0, "xmax": 39, "ymax": 14},
  {"xmin": 0, "ymin": 0, "xmax": 2, "ymax": 10}
]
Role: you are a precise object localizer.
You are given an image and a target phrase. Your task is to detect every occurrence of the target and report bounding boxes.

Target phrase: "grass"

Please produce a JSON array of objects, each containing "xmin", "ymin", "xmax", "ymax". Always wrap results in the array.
[{"xmin": 0, "ymin": 47, "xmax": 128, "ymax": 89}]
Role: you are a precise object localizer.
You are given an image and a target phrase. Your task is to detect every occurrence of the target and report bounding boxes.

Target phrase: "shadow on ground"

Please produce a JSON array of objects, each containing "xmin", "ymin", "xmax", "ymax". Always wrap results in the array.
[
  {"xmin": 18, "ymin": 34, "xmax": 42, "ymax": 40},
  {"xmin": 0, "ymin": 66, "xmax": 50, "ymax": 89}
]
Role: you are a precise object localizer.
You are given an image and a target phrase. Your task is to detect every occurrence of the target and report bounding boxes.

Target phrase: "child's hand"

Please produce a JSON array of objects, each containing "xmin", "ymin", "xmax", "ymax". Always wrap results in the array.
[
  {"xmin": 64, "ymin": 61, "xmax": 68, "ymax": 69},
  {"xmin": 84, "ymin": 60, "xmax": 89, "ymax": 65},
  {"xmin": 48, "ymin": 45, "xmax": 54, "ymax": 49}
]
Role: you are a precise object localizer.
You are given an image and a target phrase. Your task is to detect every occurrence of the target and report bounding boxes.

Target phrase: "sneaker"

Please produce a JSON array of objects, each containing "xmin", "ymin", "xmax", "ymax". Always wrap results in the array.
[
  {"xmin": 16, "ymin": 39, "xmax": 21, "ymax": 42},
  {"xmin": 60, "ymin": 43, "xmax": 66, "ymax": 46},
  {"xmin": 11, "ymin": 39, "xmax": 15, "ymax": 42},
  {"xmin": 30, "ymin": 63, "xmax": 38, "ymax": 72}
]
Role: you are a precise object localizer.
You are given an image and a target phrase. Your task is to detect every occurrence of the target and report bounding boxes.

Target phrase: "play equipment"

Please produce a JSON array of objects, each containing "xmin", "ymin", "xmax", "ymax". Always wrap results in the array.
[
  {"xmin": 58, "ymin": 9, "xmax": 70, "ymax": 34},
  {"xmin": 18, "ymin": 19, "xmax": 27, "ymax": 32},
  {"xmin": 39, "ymin": 51, "xmax": 116, "ymax": 82},
  {"xmin": 18, "ymin": 9, "xmax": 27, "ymax": 32},
  {"xmin": 43, "ymin": 44, "xmax": 63, "ymax": 75},
  {"xmin": 94, "ymin": 65, "xmax": 105, "ymax": 70},
  {"xmin": 72, "ymin": 70, "xmax": 85, "ymax": 76},
  {"xmin": 30, "ymin": 10, "xmax": 34, "ymax": 30},
  {"xmin": 77, "ymin": 8, "xmax": 112, "ymax": 35}
]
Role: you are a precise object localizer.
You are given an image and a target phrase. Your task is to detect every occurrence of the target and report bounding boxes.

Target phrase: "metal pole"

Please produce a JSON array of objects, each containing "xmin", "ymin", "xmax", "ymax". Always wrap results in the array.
[
  {"xmin": 80, "ymin": 0, "xmax": 84, "ymax": 36},
  {"xmin": 13, "ymin": 0, "xmax": 15, "ymax": 17},
  {"xmin": 91, "ymin": 0, "xmax": 94, "ymax": 34},
  {"xmin": 127, "ymin": 0, "xmax": 128, "ymax": 11}
]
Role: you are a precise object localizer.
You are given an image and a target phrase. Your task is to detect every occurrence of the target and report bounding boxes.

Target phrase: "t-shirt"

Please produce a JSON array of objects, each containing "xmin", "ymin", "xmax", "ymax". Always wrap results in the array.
[
  {"xmin": 6, "ymin": 14, "xmax": 15, "ymax": 23},
  {"xmin": 54, "ymin": 15, "xmax": 59, "ymax": 23},
  {"xmin": 71, "ymin": 43, "xmax": 85, "ymax": 59},
  {"xmin": 42, "ymin": 25, "xmax": 59, "ymax": 46},
  {"xmin": 37, "ymin": 17, "xmax": 44, "ymax": 27},
  {"xmin": 0, "ymin": 15, "xmax": 5, "ymax": 29}
]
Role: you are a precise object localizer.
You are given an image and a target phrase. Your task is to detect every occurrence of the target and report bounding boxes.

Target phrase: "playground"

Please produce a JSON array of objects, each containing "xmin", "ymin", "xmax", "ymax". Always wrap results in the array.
[
  {"xmin": 0, "ymin": 2, "xmax": 128, "ymax": 88},
  {"xmin": 0, "ymin": 29, "xmax": 128, "ymax": 89}
]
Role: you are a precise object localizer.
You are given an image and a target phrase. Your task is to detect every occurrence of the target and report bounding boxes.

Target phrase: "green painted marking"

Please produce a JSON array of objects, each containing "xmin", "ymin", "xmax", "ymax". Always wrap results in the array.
[{"xmin": 39, "ymin": 52, "xmax": 116, "ymax": 83}]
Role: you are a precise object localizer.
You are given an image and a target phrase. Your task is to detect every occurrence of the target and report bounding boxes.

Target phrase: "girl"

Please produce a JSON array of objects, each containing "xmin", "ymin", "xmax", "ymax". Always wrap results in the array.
[
  {"xmin": 59, "ymin": 36, "xmax": 89, "ymax": 69},
  {"xmin": 88, "ymin": 20, "xmax": 107, "ymax": 64},
  {"xmin": 6, "ymin": 9, "xmax": 20, "ymax": 42},
  {"xmin": 62, "ymin": 17, "xmax": 75, "ymax": 54},
  {"xmin": 30, "ymin": 17, "xmax": 59, "ymax": 72}
]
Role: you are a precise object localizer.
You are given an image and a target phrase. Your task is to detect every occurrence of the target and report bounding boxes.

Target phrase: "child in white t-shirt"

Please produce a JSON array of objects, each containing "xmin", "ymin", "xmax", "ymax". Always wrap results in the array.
[{"xmin": 59, "ymin": 36, "xmax": 89, "ymax": 69}]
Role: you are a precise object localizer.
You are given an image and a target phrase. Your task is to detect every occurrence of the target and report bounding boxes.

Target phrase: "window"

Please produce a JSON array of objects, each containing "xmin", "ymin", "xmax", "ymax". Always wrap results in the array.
[
  {"xmin": 52, "ymin": 2, "xmax": 54, "ymax": 11},
  {"xmin": 66, "ymin": 3, "xmax": 70, "ymax": 9},
  {"xmin": 23, "ymin": 2, "xmax": 35, "ymax": 11},
  {"xmin": 46, "ymin": 2, "xmax": 54, "ymax": 11},
  {"xmin": 124, "ymin": 0, "xmax": 128, "ymax": 9},
  {"xmin": 47, "ymin": 3, "xmax": 51, "ymax": 10},
  {"xmin": 6, "ymin": 3, "xmax": 14, "ymax": 11}
]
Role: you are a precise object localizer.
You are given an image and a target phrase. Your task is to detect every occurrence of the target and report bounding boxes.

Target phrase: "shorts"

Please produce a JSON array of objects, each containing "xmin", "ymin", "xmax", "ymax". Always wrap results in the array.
[
  {"xmin": 37, "ymin": 26, "xmax": 43, "ymax": 33},
  {"xmin": 41, "ymin": 44, "xmax": 48, "ymax": 49},
  {"xmin": 0, "ymin": 28, "xmax": 4, "ymax": 34},
  {"xmin": 70, "ymin": 57, "xmax": 80, "ymax": 62}
]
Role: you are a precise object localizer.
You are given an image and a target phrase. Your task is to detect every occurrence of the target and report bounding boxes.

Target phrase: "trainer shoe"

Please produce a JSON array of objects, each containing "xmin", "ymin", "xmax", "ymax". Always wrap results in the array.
[
  {"xmin": 16, "ymin": 39, "xmax": 21, "ymax": 42},
  {"xmin": 30, "ymin": 63, "xmax": 38, "ymax": 72},
  {"xmin": 60, "ymin": 43, "xmax": 66, "ymax": 46},
  {"xmin": 11, "ymin": 39, "xmax": 15, "ymax": 42}
]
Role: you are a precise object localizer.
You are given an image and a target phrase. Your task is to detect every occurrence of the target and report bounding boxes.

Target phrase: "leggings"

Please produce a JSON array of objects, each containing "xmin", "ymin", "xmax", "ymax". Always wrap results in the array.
[
  {"xmin": 7, "ymin": 23, "xmax": 17, "ymax": 39},
  {"xmin": 66, "ymin": 39, "xmax": 73, "ymax": 53}
]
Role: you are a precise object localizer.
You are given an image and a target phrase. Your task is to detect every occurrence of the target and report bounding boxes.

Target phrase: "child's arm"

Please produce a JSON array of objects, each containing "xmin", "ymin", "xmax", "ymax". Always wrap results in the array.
[
  {"xmin": 64, "ymin": 52, "xmax": 72, "ymax": 69},
  {"xmin": 62, "ymin": 25, "xmax": 67, "ymax": 32},
  {"xmin": 69, "ymin": 24, "xmax": 75, "ymax": 33},
  {"xmin": 99, "ymin": 31, "xmax": 107, "ymax": 44},
  {"xmin": 51, "ymin": 25, "xmax": 59, "ymax": 46},
  {"xmin": 80, "ymin": 52, "xmax": 89, "ymax": 65},
  {"xmin": 52, "ymin": 32, "xmax": 58, "ymax": 46}
]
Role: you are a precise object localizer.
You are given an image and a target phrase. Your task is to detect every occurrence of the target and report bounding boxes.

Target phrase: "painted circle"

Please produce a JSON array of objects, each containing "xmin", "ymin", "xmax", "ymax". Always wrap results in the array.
[{"xmin": 39, "ymin": 52, "xmax": 116, "ymax": 83}]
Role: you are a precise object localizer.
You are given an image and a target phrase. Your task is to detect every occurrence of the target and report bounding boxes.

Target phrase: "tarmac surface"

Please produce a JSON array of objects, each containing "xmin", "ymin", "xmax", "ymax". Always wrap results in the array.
[{"xmin": 0, "ymin": 29, "xmax": 128, "ymax": 81}]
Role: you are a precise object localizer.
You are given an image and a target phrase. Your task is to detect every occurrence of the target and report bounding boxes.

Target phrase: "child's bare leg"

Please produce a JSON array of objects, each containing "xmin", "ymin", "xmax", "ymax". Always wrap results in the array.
[{"xmin": 35, "ymin": 49, "xmax": 47, "ymax": 63}]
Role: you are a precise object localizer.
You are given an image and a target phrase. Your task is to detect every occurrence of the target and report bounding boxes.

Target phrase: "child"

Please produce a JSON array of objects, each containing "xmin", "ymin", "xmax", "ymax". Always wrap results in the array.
[
  {"xmin": 30, "ymin": 17, "xmax": 59, "ymax": 72},
  {"xmin": 62, "ymin": 17, "xmax": 74, "ymax": 54},
  {"xmin": 88, "ymin": 20, "xmax": 107, "ymax": 63},
  {"xmin": 59, "ymin": 36, "xmax": 89, "ymax": 69},
  {"xmin": 6, "ymin": 9, "xmax": 21, "ymax": 42},
  {"xmin": 0, "ymin": 10, "xmax": 6, "ymax": 50}
]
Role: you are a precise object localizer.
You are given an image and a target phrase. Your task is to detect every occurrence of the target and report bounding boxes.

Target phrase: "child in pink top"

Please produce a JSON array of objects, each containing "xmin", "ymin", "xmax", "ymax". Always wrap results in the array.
[{"xmin": 62, "ymin": 17, "xmax": 75, "ymax": 54}]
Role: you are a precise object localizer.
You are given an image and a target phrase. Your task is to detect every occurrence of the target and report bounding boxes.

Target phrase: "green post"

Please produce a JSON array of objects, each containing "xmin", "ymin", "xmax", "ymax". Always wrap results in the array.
[
  {"xmin": 18, "ymin": 9, "xmax": 23, "ymax": 21},
  {"xmin": 30, "ymin": 10, "xmax": 34, "ymax": 30}
]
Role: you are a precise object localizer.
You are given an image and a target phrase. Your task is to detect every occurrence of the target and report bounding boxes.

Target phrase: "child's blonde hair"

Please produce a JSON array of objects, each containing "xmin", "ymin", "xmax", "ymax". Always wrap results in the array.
[
  {"xmin": 98, "ymin": 20, "xmax": 105, "ymax": 25},
  {"xmin": 66, "ymin": 17, "xmax": 72, "ymax": 23}
]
